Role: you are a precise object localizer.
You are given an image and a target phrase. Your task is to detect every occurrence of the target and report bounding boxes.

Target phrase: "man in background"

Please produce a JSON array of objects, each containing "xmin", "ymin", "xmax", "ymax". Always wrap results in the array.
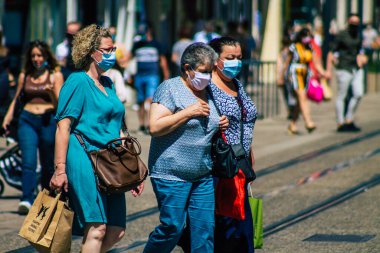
[
  {"xmin": 55, "ymin": 21, "xmax": 81, "ymax": 80},
  {"xmin": 125, "ymin": 22, "xmax": 170, "ymax": 134},
  {"xmin": 327, "ymin": 13, "xmax": 367, "ymax": 132}
]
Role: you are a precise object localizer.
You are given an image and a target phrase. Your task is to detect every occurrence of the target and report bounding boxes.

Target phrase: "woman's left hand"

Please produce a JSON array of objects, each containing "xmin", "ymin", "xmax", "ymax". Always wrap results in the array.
[
  {"xmin": 131, "ymin": 182, "xmax": 144, "ymax": 197},
  {"xmin": 219, "ymin": 115, "xmax": 229, "ymax": 131}
]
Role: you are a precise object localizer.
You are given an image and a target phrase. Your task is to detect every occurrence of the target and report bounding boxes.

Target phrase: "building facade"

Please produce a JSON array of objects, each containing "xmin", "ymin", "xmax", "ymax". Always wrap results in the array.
[{"xmin": 1, "ymin": 0, "xmax": 379, "ymax": 74}]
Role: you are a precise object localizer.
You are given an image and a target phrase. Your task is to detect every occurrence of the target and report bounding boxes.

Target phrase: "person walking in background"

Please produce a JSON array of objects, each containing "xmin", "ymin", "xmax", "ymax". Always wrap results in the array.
[
  {"xmin": 281, "ymin": 28, "xmax": 317, "ymax": 135},
  {"xmin": 143, "ymin": 43, "xmax": 229, "ymax": 253},
  {"xmin": 103, "ymin": 65, "xmax": 128, "ymax": 105},
  {"xmin": 108, "ymin": 26, "xmax": 130, "ymax": 74},
  {"xmin": 209, "ymin": 36, "xmax": 257, "ymax": 253},
  {"xmin": 193, "ymin": 20, "xmax": 220, "ymax": 44},
  {"xmin": 309, "ymin": 27, "xmax": 330, "ymax": 90},
  {"xmin": 171, "ymin": 26, "xmax": 193, "ymax": 76},
  {"xmin": 124, "ymin": 22, "xmax": 170, "ymax": 135},
  {"xmin": 2, "ymin": 40, "xmax": 63, "ymax": 214},
  {"xmin": 0, "ymin": 30, "xmax": 12, "ymax": 126},
  {"xmin": 277, "ymin": 36, "xmax": 297, "ymax": 119},
  {"xmin": 238, "ymin": 20, "xmax": 257, "ymax": 86},
  {"xmin": 49, "ymin": 25, "xmax": 143, "ymax": 253},
  {"xmin": 55, "ymin": 21, "xmax": 82, "ymax": 80},
  {"xmin": 362, "ymin": 22, "xmax": 378, "ymax": 56},
  {"xmin": 327, "ymin": 14, "xmax": 367, "ymax": 132}
]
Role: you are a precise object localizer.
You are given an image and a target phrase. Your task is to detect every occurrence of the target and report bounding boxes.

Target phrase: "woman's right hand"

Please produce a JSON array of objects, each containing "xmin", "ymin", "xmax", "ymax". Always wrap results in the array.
[
  {"xmin": 1, "ymin": 113, "xmax": 13, "ymax": 135},
  {"xmin": 50, "ymin": 171, "xmax": 69, "ymax": 193},
  {"xmin": 187, "ymin": 99, "xmax": 210, "ymax": 118}
]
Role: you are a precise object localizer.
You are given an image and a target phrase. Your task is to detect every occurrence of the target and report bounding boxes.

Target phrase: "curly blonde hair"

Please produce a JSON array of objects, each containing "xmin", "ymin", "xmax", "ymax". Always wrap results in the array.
[{"xmin": 72, "ymin": 24, "xmax": 111, "ymax": 70}]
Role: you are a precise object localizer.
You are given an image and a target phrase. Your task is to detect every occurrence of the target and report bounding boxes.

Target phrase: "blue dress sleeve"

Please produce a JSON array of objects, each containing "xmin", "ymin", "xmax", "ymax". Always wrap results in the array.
[
  {"xmin": 55, "ymin": 73, "xmax": 86, "ymax": 122},
  {"xmin": 152, "ymin": 80, "xmax": 176, "ymax": 112}
]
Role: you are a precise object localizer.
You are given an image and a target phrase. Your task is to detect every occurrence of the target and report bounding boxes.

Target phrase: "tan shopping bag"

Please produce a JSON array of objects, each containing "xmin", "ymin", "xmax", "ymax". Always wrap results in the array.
[
  {"xmin": 19, "ymin": 189, "xmax": 74, "ymax": 253},
  {"xmin": 321, "ymin": 78, "xmax": 333, "ymax": 101}
]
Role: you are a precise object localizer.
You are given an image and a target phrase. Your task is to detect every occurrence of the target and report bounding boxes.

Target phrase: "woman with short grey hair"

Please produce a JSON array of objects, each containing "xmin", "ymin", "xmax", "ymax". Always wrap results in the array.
[{"xmin": 143, "ymin": 42, "xmax": 229, "ymax": 253}]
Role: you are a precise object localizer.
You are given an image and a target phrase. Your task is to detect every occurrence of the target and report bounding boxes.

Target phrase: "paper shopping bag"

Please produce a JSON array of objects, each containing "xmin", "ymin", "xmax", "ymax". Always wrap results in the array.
[
  {"xmin": 19, "ymin": 189, "xmax": 74, "ymax": 253},
  {"xmin": 321, "ymin": 78, "xmax": 333, "ymax": 101},
  {"xmin": 19, "ymin": 189, "xmax": 60, "ymax": 243},
  {"xmin": 249, "ymin": 195, "xmax": 263, "ymax": 249}
]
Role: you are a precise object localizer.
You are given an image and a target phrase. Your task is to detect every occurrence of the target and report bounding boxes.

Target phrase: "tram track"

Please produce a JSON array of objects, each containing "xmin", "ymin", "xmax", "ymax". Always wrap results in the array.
[
  {"xmin": 5, "ymin": 129, "xmax": 380, "ymax": 252},
  {"xmin": 263, "ymin": 173, "xmax": 380, "ymax": 237},
  {"xmin": 111, "ymin": 137, "xmax": 380, "ymax": 252},
  {"xmin": 108, "ymin": 171, "xmax": 380, "ymax": 252},
  {"xmin": 256, "ymin": 129, "xmax": 380, "ymax": 178}
]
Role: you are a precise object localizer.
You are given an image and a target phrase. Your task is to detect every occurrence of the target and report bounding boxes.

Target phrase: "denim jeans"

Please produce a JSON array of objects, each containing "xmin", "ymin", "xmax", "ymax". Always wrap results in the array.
[
  {"xmin": 17, "ymin": 110, "xmax": 56, "ymax": 204},
  {"xmin": 134, "ymin": 74, "xmax": 160, "ymax": 104},
  {"xmin": 144, "ymin": 176, "xmax": 215, "ymax": 253}
]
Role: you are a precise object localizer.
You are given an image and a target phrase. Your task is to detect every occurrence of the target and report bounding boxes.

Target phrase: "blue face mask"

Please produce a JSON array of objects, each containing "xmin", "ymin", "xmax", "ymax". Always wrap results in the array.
[
  {"xmin": 95, "ymin": 50, "xmax": 116, "ymax": 71},
  {"xmin": 33, "ymin": 61, "xmax": 48, "ymax": 71},
  {"xmin": 218, "ymin": 59, "xmax": 242, "ymax": 79}
]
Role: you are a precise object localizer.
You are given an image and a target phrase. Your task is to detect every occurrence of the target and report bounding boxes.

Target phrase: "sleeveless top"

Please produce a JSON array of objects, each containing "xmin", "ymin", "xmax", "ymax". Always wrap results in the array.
[
  {"xmin": 289, "ymin": 43, "xmax": 312, "ymax": 65},
  {"xmin": 24, "ymin": 73, "xmax": 54, "ymax": 104}
]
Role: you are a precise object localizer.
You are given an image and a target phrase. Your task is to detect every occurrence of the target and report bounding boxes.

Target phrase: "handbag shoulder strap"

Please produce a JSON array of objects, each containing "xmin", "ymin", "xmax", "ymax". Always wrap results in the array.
[
  {"xmin": 75, "ymin": 121, "xmax": 129, "ymax": 153},
  {"xmin": 236, "ymin": 96, "xmax": 244, "ymax": 146},
  {"xmin": 74, "ymin": 133, "xmax": 89, "ymax": 153},
  {"xmin": 207, "ymin": 86, "xmax": 245, "ymax": 145},
  {"xmin": 122, "ymin": 119, "xmax": 130, "ymax": 136}
]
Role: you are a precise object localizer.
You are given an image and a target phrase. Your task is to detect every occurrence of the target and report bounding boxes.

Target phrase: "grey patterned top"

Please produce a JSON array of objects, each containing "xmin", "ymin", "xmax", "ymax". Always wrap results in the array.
[{"xmin": 148, "ymin": 77, "xmax": 220, "ymax": 182}]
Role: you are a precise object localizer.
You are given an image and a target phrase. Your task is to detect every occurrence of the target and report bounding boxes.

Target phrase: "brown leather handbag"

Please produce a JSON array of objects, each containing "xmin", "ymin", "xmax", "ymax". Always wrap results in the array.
[{"xmin": 75, "ymin": 129, "xmax": 148, "ymax": 194}]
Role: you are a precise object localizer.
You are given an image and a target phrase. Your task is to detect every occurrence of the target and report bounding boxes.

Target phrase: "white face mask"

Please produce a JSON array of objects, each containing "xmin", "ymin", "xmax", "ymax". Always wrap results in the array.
[{"xmin": 188, "ymin": 69, "xmax": 211, "ymax": 91}]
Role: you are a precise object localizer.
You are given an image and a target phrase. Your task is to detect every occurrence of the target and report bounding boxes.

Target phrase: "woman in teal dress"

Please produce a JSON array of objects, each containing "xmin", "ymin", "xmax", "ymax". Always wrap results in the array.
[{"xmin": 49, "ymin": 24, "xmax": 144, "ymax": 253}]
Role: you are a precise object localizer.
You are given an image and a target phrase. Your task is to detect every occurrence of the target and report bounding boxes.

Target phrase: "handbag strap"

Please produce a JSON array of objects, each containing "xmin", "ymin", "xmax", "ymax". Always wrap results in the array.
[
  {"xmin": 122, "ymin": 119, "xmax": 130, "ymax": 136},
  {"xmin": 236, "ymin": 96, "xmax": 245, "ymax": 147},
  {"xmin": 74, "ymin": 118, "xmax": 130, "ymax": 152},
  {"xmin": 75, "ymin": 133, "xmax": 89, "ymax": 153},
  {"xmin": 248, "ymin": 183, "xmax": 253, "ymax": 197},
  {"xmin": 207, "ymin": 86, "xmax": 245, "ymax": 147}
]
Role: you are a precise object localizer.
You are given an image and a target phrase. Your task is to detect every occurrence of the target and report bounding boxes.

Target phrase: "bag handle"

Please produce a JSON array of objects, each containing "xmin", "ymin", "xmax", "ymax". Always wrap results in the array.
[
  {"xmin": 42, "ymin": 188, "xmax": 62, "ymax": 202},
  {"xmin": 248, "ymin": 183, "xmax": 253, "ymax": 197},
  {"xmin": 106, "ymin": 136, "xmax": 142, "ymax": 155}
]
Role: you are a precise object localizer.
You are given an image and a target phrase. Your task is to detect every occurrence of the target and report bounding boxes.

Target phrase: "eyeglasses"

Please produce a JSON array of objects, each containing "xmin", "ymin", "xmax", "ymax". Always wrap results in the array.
[{"xmin": 97, "ymin": 47, "xmax": 117, "ymax": 54}]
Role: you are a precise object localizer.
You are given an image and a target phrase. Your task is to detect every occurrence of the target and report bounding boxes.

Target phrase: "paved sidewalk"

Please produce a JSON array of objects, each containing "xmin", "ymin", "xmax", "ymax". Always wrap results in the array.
[{"xmin": 0, "ymin": 92, "xmax": 379, "ymax": 252}]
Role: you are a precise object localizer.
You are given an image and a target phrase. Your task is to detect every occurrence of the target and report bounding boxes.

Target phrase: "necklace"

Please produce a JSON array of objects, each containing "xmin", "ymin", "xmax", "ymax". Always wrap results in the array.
[
  {"xmin": 94, "ymin": 80, "xmax": 102, "ymax": 87},
  {"xmin": 86, "ymin": 72, "xmax": 102, "ymax": 87}
]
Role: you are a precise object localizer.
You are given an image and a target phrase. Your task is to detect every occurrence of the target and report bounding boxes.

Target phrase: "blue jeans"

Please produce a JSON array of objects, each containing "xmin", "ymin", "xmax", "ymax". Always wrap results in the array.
[
  {"xmin": 17, "ymin": 110, "xmax": 56, "ymax": 204},
  {"xmin": 134, "ymin": 74, "xmax": 160, "ymax": 104},
  {"xmin": 144, "ymin": 177, "xmax": 215, "ymax": 253}
]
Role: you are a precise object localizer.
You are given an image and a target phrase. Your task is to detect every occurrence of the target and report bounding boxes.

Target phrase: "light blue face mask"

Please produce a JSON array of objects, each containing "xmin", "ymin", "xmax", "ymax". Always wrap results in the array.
[
  {"xmin": 33, "ymin": 61, "xmax": 48, "ymax": 71},
  {"xmin": 218, "ymin": 59, "xmax": 242, "ymax": 79},
  {"xmin": 96, "ymin": 50, "xmax": 116, "ymax": 71}
]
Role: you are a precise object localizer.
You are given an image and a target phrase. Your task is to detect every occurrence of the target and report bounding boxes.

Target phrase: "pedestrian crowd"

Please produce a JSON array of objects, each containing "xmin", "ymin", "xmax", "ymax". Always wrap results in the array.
[
  {"xmin": 0, "ymin": 13, "xmax": 375, "ymax": 253},
  {"xmin": 277, "ymin": 13, "xmax": 370, "ymax": 134}
]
